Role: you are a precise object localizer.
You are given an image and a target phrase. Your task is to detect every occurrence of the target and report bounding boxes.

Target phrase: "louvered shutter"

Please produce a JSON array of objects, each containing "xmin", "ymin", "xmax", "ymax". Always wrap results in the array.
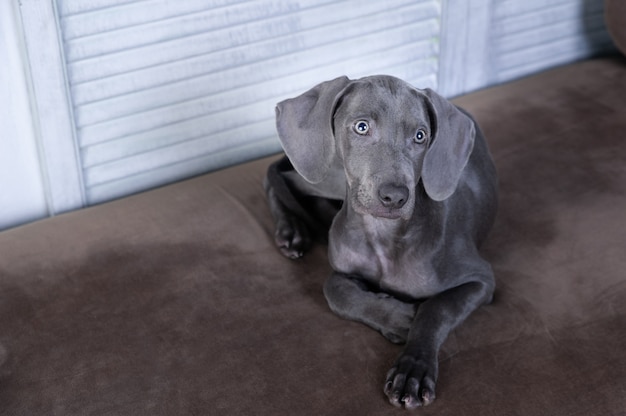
[
  {"xmin": 492, "ymin": 0, "xmax": 614, "ymax": 83},
  {"xmin": 47, "ymin": 0, "xmax": 442, "ymax": 204},
  {"xmin": 16, "ymin": 0, "xmax": 616, "ymax": 219}
]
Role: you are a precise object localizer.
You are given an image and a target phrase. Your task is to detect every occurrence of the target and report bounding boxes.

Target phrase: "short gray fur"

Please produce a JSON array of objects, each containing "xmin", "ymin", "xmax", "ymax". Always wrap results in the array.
[{"xmin": 264, "ymin": 75, "xmax": 497, "ymax": 409}]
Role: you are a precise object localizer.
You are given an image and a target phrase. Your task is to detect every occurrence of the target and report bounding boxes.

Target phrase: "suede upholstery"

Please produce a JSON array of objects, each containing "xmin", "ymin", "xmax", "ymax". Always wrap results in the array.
[{"xmin": 1, "ymin": 57, "xmax": 626, "ymax": 415}]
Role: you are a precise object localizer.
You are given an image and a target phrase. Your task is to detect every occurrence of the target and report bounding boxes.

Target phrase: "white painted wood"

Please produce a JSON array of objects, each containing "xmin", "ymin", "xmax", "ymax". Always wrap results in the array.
[
  {"xmin": 492, "ymin": 0, "xmax": 614, "ymax": 84},
  {"xmin": 9, "ymin": 0, "xmax": 616, "ymax": 219},
  {"xmin": 494, "ymin": 0, "xmax": 599, "ymax": 18},
  {"xmin": 496, "ymin": 14, "xmax": 608, "ymax": 54},
  {"xmin": 497, "ymin": 1, "xmax": 604, "ymax": 33},
  {"xmin": 0, "ymin": 1, "xmax": 48, "ymax": 230},
  {"xmin": 498, "ymin": 33, "xmax": 613, "ymax": 81},
  {"xmin": 61, "ymin": 0, "xmax": 246, "ymax": 39},
  {"xmin": 87, "ymin": 137, "xmax": 281, "ymax": 204},
  {"xmin": 66, "ymin": 0, "xmax": 435, "ymax": 84},
  {"xmin": 73, "ymin": 18, "xmax": 438, "ymax": 128},
  {"xmin": 18, "ymin": 0, "xmax": 86, "ymax": 214},
  {"xmin": 50, "ymin": 0, "xmax": 442, "ymax": 204},
  {"xmin": 72, "ymin": 32, "xmax": 435, "ymax": 109},
  {"xmin": 440, "ymin": 0, "xmax": 615, "ymax": 95},
  {"xmin": 438, "ymin": 0, "xmax": 494, "ymax": 97},
  {"xmin": 57, "ymin": 0, "xmax": 138, "ymax": 16},
  {"xmin": 80, "ymin": 42, "xmax": 437, "ymax": 169},
  {"xmin": 64, "ymin": 1, "xmax": 337, "ymax": 63}
]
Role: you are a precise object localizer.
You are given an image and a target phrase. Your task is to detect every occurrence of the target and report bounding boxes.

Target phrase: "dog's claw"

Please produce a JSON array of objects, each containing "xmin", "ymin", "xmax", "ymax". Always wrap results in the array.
[
  {"xmin": 401, "ymin": 394, "xmax": 419, "ymax": 410},
  {"xmin": 421, "ymin": 389, "xmax": 435, "ymax": 406},
  {"xmin": 282, "ymin": 247, "xmax": 303, "ymax": 260}
]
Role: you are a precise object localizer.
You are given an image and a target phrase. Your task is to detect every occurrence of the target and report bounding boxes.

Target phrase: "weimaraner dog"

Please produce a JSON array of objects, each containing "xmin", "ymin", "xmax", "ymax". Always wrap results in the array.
[{"xmin": 264, "ymin": 75, "xmax": 497, "ymax": 409}]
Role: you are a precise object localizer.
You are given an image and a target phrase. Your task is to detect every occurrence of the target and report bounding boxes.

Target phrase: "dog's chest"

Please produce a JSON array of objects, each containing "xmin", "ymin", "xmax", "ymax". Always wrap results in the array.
[{"xmin": 329, "ymin": 215, "xmax": 441, "ymax": 299}]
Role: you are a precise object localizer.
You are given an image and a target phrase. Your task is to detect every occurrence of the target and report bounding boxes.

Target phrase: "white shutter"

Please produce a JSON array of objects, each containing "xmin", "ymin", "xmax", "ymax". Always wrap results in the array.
[
  {"xmin": 438, "ymin": 0, "xmax": 615, "ymax": 97},
  {"xmin": 49, "ymin": 0, "xmax": 442, "ymax": 204},
  {"xmin": 492, "ymin": 0, "xmax": 614, "ymax": 83},
  {"xmin": 15, "ymin": 0, "xmax": 616, "ymax": 219}
]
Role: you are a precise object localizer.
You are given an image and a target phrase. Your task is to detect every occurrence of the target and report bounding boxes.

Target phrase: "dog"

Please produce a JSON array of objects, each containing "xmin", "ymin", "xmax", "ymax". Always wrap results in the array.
[{"xmin": 264, "ymin": 75, "xmax": 497, "ymax": 409}]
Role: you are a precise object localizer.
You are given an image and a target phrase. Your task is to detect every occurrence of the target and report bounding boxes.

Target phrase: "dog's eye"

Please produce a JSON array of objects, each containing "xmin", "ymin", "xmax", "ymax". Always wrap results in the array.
[
  {"xmin": 353, "ymin": 120, "xmax": 370, "ymax": 135},
  {"xmin": 414, "ymin": 129, "xmax": 427, "ymax": 144}
]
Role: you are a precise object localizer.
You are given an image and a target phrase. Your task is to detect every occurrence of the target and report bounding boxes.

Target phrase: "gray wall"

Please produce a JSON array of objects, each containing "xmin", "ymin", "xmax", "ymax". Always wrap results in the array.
[{"xmin": 0, "ymin": 0, "xmax": 616, "ymax": 230}]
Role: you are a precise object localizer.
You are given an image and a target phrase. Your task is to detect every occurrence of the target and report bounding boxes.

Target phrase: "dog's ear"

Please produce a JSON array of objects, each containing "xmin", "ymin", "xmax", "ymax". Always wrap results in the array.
[
  {"xmin": 421, "ymin": 88, "xmax": 476, "ymax": 201},
  {"xmin": 275, "ymin": 76, "xmax": 351, "ymax": 184}
]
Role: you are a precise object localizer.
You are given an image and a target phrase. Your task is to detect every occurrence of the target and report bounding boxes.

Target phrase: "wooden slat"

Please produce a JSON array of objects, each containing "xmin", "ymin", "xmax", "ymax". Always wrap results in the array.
[
  {"xmin": 20, "ymin": 0, "xmax": 616, "ymax": 211},
  {"xmin": 498, "ymin": 30, "xmax": 615, "ymax": 81},
  {"xmin": 54, "ymin": 0, "xmax": 442, "ymax": 204},
  {"xmin": 75, "ymin": 35, "xmax": 436, "ymax": 151},
  {"xmin": 57, "ymin": 0, "xmax": 137, "ymax": 17},
  {"xmin": 75, "ymin": 18, "xmax": 438, "ymax": 146},
  {"xmin": 81, "ymin": 43, "xmax": 437, "ymax": 169},
  {"xmin": 81, "ymin": 49, "xmax": 437, "ymax": 180},
  {"xmin": 64, "ymin": 0, "xmax": 339, "ymax": 62},
  {"xmin": 496, "ymin": 2, "xmax": 604, "ymax": 34},
  {"xmin": 69, "ymin": 0, "xmax": 435, "ymax": 105},
  {"xmin": 66, "ymin": 0, "xmax": 434, "ymax": 84},
  {"xmin": 493, "ymin": 0, "xmax": 614, "ymax": 84},
  {"xmin": 61, "ymin": 0, "xmax": 246, "ymax": 39},
  {"xmin": 84, "ymin": 118, "xmax": 276, "ymax": 187},
  {"xmin": 73, "ymin": 19, "xmax": 439, "ymax": 128},
  {"xmin": 494, "ymin": 0, "xmax": 593, "ymax": 19},
  {"xmin": 497, "ymin": 15, "xmax": 608, "ymax": 54},
  {"xmin": 86, "ymin": 136, "xmax": 281, "ymax": 204}
]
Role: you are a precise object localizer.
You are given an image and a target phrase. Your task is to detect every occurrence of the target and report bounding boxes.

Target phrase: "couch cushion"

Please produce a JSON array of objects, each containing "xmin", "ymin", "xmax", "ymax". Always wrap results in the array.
[
  {"xmin": 606, "ymin": 0, "xmax": 626, "ymax": 55},
  {"xmin": 0, "ymin": 57, "xmax": 625, "ymax": 415}
]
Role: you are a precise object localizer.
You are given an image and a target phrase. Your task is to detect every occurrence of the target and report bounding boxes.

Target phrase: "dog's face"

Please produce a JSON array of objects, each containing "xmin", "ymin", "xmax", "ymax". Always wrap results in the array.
[
  {"xmin": 275, "ymin": 75, "xmax": 476, "ymax": 213},
  {"xmin": 332, "ymin": 77, "xmax": 432, "ymax": 220}
]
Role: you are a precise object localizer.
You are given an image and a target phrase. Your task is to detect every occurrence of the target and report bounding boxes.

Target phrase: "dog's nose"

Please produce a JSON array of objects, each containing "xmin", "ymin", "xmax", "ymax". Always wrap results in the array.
[{"xmin": 378, "ymin": 183, "xmax": 409, "ymax": 209}]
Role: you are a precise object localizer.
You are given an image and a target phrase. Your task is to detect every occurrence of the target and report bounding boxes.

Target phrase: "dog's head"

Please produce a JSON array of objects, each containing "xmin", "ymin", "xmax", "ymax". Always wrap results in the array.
[{"xmin": 275, "ymin": 75, "xmax": 475, "ymax": 220}]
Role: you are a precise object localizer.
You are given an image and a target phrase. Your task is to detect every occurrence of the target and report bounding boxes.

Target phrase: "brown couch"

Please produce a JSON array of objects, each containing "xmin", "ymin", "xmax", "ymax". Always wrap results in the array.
[{"xmin": 1, "ymin": 13, "xmax": 625, "ymax": 416}]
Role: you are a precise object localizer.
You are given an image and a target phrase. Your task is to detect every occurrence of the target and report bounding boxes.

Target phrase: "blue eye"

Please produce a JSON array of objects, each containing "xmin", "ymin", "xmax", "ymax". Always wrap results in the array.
[
  {"xmin": 354, "ymin": 120, "xmax": 370, "ymax": 135},
  {"xmin": 414, "ymin": 129, "xmax": 427, "ymax": 144}
]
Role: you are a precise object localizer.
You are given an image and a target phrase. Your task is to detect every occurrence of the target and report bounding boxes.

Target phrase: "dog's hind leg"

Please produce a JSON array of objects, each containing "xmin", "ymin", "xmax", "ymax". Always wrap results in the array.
[
  {"xmin": 264, "ymin": 159, "xmax": 312, "ymax": 259},
  {"xmin": 265, "ymin": 156, "xmax": 341, "ymax": 259}
]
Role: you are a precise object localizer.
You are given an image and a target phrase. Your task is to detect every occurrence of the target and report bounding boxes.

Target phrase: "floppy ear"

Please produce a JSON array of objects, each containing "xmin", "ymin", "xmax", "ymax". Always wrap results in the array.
[
  {"xmin": 275, "ymin": 76, "xmax": 351, "ymax": 184},
  {"xmin": 421, "ymin": 88, "xmax": 476, "ymax": 201}
]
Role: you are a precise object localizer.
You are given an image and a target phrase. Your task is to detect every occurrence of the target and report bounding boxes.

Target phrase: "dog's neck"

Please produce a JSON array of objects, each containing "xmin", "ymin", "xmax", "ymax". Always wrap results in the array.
[
  {"xmin": 341, "ymin": 198, "xmax": 415, "ymax": 243},
  {"xmin": 360, "ymin": 214, "xmax": 412, "ymax": 250}
]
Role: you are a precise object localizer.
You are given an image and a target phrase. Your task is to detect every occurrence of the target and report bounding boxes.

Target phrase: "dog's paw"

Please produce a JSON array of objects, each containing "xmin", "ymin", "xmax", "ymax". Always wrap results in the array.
[
  {"xmin": 384, "ymin": 352, "xmax": 438, "ymax": 409},
  {"xmin": 274, "ymin": 216, "xmax": 311, "ymax": 259},
  {"xmin": 377, "ymin": 293, "xmax": 416, "ymax": 344},
  {"xmin": 381, "ymin": 328, "xmax": 408, "ymax": 345}
]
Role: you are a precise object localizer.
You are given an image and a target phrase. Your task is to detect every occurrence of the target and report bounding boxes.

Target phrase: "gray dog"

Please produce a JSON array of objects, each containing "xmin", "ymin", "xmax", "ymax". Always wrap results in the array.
[{"xmin": 264, "ymin": 75, "xmax": 497, "ymax": 409}]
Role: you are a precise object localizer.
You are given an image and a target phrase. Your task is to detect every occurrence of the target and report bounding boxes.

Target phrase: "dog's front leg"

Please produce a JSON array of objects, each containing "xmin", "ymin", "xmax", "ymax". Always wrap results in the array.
[
  {"xmin": 384, "ymin": 280, "xmax": 494, "ymax": 409},
  {"xmin": 323, "ymin": 272, "xmax": 417, "ymax": 344}
]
